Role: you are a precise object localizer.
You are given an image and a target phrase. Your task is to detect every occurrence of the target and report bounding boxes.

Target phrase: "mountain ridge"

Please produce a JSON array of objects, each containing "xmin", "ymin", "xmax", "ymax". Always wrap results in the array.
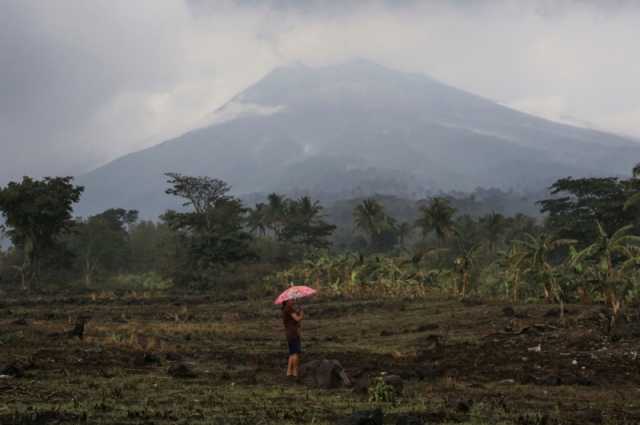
[{"xmin": 76, "ymin": 60, "xmax": 640, "ymax": 218}]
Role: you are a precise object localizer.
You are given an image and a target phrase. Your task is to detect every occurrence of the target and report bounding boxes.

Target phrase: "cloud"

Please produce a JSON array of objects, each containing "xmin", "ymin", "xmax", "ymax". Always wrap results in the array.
[{"xmin": 1, "ymin": 0, "xmax": 639, "ymax": 184}]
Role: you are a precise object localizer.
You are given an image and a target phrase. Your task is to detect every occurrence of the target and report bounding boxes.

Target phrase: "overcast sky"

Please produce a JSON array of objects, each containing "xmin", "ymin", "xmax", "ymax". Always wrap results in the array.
[{"xmin": 1, "ymin": 0, "xmax": 639, "ymax": 185}]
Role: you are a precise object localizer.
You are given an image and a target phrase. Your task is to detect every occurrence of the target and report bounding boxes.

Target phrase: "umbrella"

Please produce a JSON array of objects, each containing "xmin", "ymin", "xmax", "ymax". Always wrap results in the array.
[{"xmin": 274, "ymin": 285, "xmax": 317, "ymax": 305}]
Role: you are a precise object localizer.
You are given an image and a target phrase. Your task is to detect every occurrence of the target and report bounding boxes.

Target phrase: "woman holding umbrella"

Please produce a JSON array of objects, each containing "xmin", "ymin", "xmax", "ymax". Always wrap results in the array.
[{"xmin": 275, "ymin": 286, "xmax": 316, "ymax": 379}]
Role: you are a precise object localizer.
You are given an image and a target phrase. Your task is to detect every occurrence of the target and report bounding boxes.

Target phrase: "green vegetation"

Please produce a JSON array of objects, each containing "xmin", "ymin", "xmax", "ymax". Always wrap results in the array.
[
  {"xmin": 1, "ymin": 166, "xmax": 640, "ymax": 325},
  {"xmin": 2, "ymin": 165, "xmax": 640, "ymax": 424}
]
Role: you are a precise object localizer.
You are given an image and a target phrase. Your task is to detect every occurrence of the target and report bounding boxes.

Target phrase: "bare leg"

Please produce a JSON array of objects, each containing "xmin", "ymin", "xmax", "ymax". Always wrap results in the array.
[
  {"xmin": 291, "ymin": 353, "xmax": 300, "ymax": 377},
  {"xmin": 287, "ymin": 355, "xmax": 293, "ymax": 376}
]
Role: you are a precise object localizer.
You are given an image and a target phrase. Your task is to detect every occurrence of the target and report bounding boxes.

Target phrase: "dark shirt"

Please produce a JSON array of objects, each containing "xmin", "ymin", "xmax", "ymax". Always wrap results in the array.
[{"xmin": 283, "ymin": 303, "xmax": 300, "ymax": 340}]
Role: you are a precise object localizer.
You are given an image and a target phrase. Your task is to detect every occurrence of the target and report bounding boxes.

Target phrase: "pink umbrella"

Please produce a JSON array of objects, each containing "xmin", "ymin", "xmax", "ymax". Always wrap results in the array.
[{"xmin": 274, "ymin": 285, "xmax": 317, "ymax": 305}]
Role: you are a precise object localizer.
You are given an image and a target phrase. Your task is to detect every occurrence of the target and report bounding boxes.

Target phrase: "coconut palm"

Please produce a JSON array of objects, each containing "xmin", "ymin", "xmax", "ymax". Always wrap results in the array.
[
  {"xmin": 415, "ymin": 197, "xmax": 455, "ymax": 245},
  {"xmin": 623, "ymin": 163, "xmax": 640, "ymax": 210},
  {"xmin": 480, "ymin": 212, "xmax": 506, "ymax": 253},
  {"xmin": 265, "ymin": 193, "xmax": 286, "ymax": 237},
  {"xmin": 353, "ymin": 199, "xmax": 394, "ymax": 248},
  {"xmin": 247, "ymin": 203, "xmax": 268, "ymax": 236},
  {"xmin": 396, "ymin": 221, "xmax": 412, "ymax": 248}
]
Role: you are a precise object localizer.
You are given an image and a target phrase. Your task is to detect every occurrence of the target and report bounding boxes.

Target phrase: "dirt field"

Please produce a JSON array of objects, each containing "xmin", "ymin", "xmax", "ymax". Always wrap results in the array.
[{"xmin": 1, "ymin": 292, "xmax": 639, "ymax": 424}]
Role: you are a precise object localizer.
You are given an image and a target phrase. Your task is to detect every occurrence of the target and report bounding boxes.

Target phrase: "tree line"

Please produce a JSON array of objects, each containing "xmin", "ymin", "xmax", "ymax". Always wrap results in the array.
[
  {"xmin": 0, "ymin": 173, "xmax": 336, "ymax": 290},
  {"xmin": 1, "ymin": 164, "xmax": 640, "ymax": 325}
]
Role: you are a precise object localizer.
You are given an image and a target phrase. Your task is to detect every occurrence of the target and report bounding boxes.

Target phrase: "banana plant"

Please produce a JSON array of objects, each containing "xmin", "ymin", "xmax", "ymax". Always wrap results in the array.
[
  {"xmin": 571, "ymin": 223, "xmax": 640, "ymax": 328},
  {"xmin": 453, "ymin": 244, "xmax": 483, "ymax": 297},
  {"xmin": 515, "ymin": 233, "xmax": 577, "ymax": 302},
  {"xmin": 497, "ymin": 244, "xmax": 527, "ymax": 302}
]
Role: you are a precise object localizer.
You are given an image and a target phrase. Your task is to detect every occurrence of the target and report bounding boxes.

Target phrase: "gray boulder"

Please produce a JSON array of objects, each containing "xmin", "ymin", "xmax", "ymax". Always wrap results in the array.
[{"xmin": 299, "ymin": 359, "xmax": 351, "ymax": 389}]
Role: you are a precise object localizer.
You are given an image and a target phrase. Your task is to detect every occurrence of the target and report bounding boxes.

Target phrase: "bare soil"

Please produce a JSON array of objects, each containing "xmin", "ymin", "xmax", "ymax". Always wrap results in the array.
[{"xmin": 1, "ymin": 293, "xmax": 639, "ymax": 424}]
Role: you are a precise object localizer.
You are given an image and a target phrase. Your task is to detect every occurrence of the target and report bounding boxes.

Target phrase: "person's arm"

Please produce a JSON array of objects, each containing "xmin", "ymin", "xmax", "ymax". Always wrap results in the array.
[{"xmin": 291, "ymin": 309, "xmax": 304, "ymax": 322}]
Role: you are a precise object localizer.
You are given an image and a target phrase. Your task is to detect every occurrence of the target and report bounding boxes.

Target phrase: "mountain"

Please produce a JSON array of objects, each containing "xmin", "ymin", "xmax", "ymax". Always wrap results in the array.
[{"xmin": 77, "ymin": 60, "xmax": 640, "ymax": 217}]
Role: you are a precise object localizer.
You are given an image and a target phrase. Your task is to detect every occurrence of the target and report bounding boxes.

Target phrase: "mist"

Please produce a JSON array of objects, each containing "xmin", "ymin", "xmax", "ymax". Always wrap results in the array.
[{"xmin": 1, "ymin": 0, "xmax": 640, "ymax": 185}]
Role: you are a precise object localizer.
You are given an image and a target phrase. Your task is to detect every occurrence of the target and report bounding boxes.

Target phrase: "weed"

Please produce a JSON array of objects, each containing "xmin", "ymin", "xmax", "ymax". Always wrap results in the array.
[{"xmin": 368, "ymin": 375, "xmax": 397, "ymax": 404}]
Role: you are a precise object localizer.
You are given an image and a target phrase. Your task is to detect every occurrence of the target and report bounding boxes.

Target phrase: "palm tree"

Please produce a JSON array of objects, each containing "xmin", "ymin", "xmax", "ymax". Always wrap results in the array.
[
  {"xmin": 624, "ymin": 162, "xmax": 640, "ymax": 210},
  {"xmin": 515, "ymin": 233, "xmax": 576, "ymax": 302},
  {"xmin": 396, "ymin": 222, "xmax": 412, "ymax": 248},
  {"xmin": 353, "ymin": 199, "xmax": 393, "ymax": 247},
  {"xmin": 265, "ymin": 193, "xmax": 286, "ymax": 237},
  {"xmin": 415, "ymin": 197, "xmax": 455, "ymax": 245},
  {"xmin": 247, "ymin": 203, "xmax": 267, "ymax": 236},
  {"xmin": 480, "ymin": 212, "xmax": 506, "ymax": 253},
  {"xmin": 571, "ymin": 222, "xmax": 640, "ymax": 327}
]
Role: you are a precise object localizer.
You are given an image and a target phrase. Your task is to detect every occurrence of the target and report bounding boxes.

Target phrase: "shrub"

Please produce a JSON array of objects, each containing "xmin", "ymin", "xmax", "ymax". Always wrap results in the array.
[{"xmin": 107, "ymin": 272, "xmax": 173, "ymax": 291}]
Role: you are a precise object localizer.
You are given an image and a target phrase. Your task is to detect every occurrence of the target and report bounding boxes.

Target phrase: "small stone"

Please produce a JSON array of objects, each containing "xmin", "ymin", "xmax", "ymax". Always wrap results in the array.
[
  {"xmin": 347, "ymin": 409, "xmax": 384, "ymax": 425},
  {"xmin": 167, "ymin": 363, "xmax": 196, "ymax": 378}
]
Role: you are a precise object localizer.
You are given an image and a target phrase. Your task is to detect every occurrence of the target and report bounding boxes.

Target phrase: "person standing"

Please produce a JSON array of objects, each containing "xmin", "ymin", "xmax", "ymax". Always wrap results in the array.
[{"xmin": 282, "ymin": 299, "xmax": 304, "ymax": 378}]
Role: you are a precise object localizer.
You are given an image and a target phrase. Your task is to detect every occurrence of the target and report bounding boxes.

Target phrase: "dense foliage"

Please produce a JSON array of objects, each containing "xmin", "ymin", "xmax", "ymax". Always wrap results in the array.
[
  {"xmin": 1, "ymin": 165, "xmax": 640, "ymax": 330},
  {"xmin": 0, "ymin": 176, "xmax": 83, "ymax": 288}
]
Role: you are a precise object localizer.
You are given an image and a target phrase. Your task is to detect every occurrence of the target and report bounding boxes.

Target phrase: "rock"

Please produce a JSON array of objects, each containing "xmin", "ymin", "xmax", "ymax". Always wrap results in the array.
[
  {"xmin": 416, "ymin": 323, "xmax": 439, "ymax": 332},
  {"xmin": 300, "ymin": 359, "xmax": 351, "ymax": 389},
  {"xmin": 545, "ymin": 308, "xmax": 574, "ymax": 318},
  {"xmin": 415, "ymin": 365, "xmax": 441, "ymax": 381},
  {"xmin": 1, "ymin": 364, "xmax": 24, "ymax": 378},
  {"xmin": 221, "ymin": 312, "xmax": 241, "ymax": 322},
  {"xmin": 460, "ymin": 297, "xmax": 483, "ymax": 306},
  {"xmin": 538, "ymin": 375, "xmax": 562, "ymax": 386},
  {"xmin": 396, "ymin": 415, "xmax": 423, "ymax": 425},
  {"xmin": 165, "ymin": 352, "xmax": 182, "ymax": 362},
  {"xmin": 353, "ymin": 372, "xmax": 371, "ymax": 393},
  {"xmin": 503, "ymin": 306, "xmax": 516, "ymax": 317},
  {"xmin": 143, "ymin": 353, "xmax": 161, "ymax": 365},
  {"xmin": 575, "ymin": 408, "xmax": 603, "ymax": 424},
  {"xmin": 454, "ymin": 399, "xmax": 473, "ymax": 413},
  {"xmin": 167, "ymin": 363, "xmax": 196, "ymax": 378},
  {"xmin": 67, "ymin": 317, "xmax": 91, "ymax": 339},
  {"xmin": 416, "ymin": 335, "xmax": 445, "ymax": 360},
  {"xmin": 544, "ymin": 308, "xmax": 561, "ymax": 318},
  {"xmin": 345, "ymin": 409, "xmax": 384, "ymax": 425}
]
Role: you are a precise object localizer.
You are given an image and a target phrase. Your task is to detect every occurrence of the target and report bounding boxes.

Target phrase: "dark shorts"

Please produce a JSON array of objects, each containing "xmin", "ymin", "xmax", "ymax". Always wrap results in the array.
[{"xmin": 287, "ymin": 337, "xmax": 301, "ymax": 355}]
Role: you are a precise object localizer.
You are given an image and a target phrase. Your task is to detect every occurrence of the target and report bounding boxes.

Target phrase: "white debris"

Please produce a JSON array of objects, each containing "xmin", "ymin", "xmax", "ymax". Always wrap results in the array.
[{"xmin": 528, "ymin": 344, "xmax": 542, "ymax": 353}]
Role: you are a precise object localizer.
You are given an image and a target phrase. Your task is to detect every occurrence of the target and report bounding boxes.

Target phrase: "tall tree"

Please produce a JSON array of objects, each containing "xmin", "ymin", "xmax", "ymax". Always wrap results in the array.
[
  {"xmin": 353, "ymin": 198, "xmax": 395, "ymax": 250},
  {"xmin": 279, "ymin": 196, "xmax": 336, "ymax": 249},
  {"xmin": 67, "ymin": 208, "xmax": 138, "ymax": 286},
  {"xmin": 415, "ymin": 197, "xmax": 456, "ymax": 244},
  {"xmin": 539, "ymin": 176, "xmax": 639, "ymax": 244},
  {"xmin": 0, "ymin": 176, "xmax": 83, "ymax": 288},
  {"xmin": 479, "ymin": 212, "xmax": 506, "ymax": 252},
  {"xmin": 265, "ymin": 193, "xmax": 287, "ymax": 238},
  {"xmin": 247, "ymin": 203, "xmax": 268, "ymax": 237},
  {"xmin": 162, "ymin": 173, "xmax": 254, "ymax": 286},
  {"xmin": 396, "ymin": 222, "xmax": 412, "ymax": 248}
]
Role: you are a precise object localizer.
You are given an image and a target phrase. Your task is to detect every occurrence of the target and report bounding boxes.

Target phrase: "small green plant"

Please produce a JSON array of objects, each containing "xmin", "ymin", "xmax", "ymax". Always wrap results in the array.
[{"xmin": 368, "ymin": 375, "xmax": 396, "ymax": 404}]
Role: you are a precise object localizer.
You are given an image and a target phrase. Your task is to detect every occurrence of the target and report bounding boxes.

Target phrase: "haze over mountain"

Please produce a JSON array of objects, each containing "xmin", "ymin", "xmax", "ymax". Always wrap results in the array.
[{"xmin": 77, "ymin": 60, "xmax": 640, "ymax": 217}]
